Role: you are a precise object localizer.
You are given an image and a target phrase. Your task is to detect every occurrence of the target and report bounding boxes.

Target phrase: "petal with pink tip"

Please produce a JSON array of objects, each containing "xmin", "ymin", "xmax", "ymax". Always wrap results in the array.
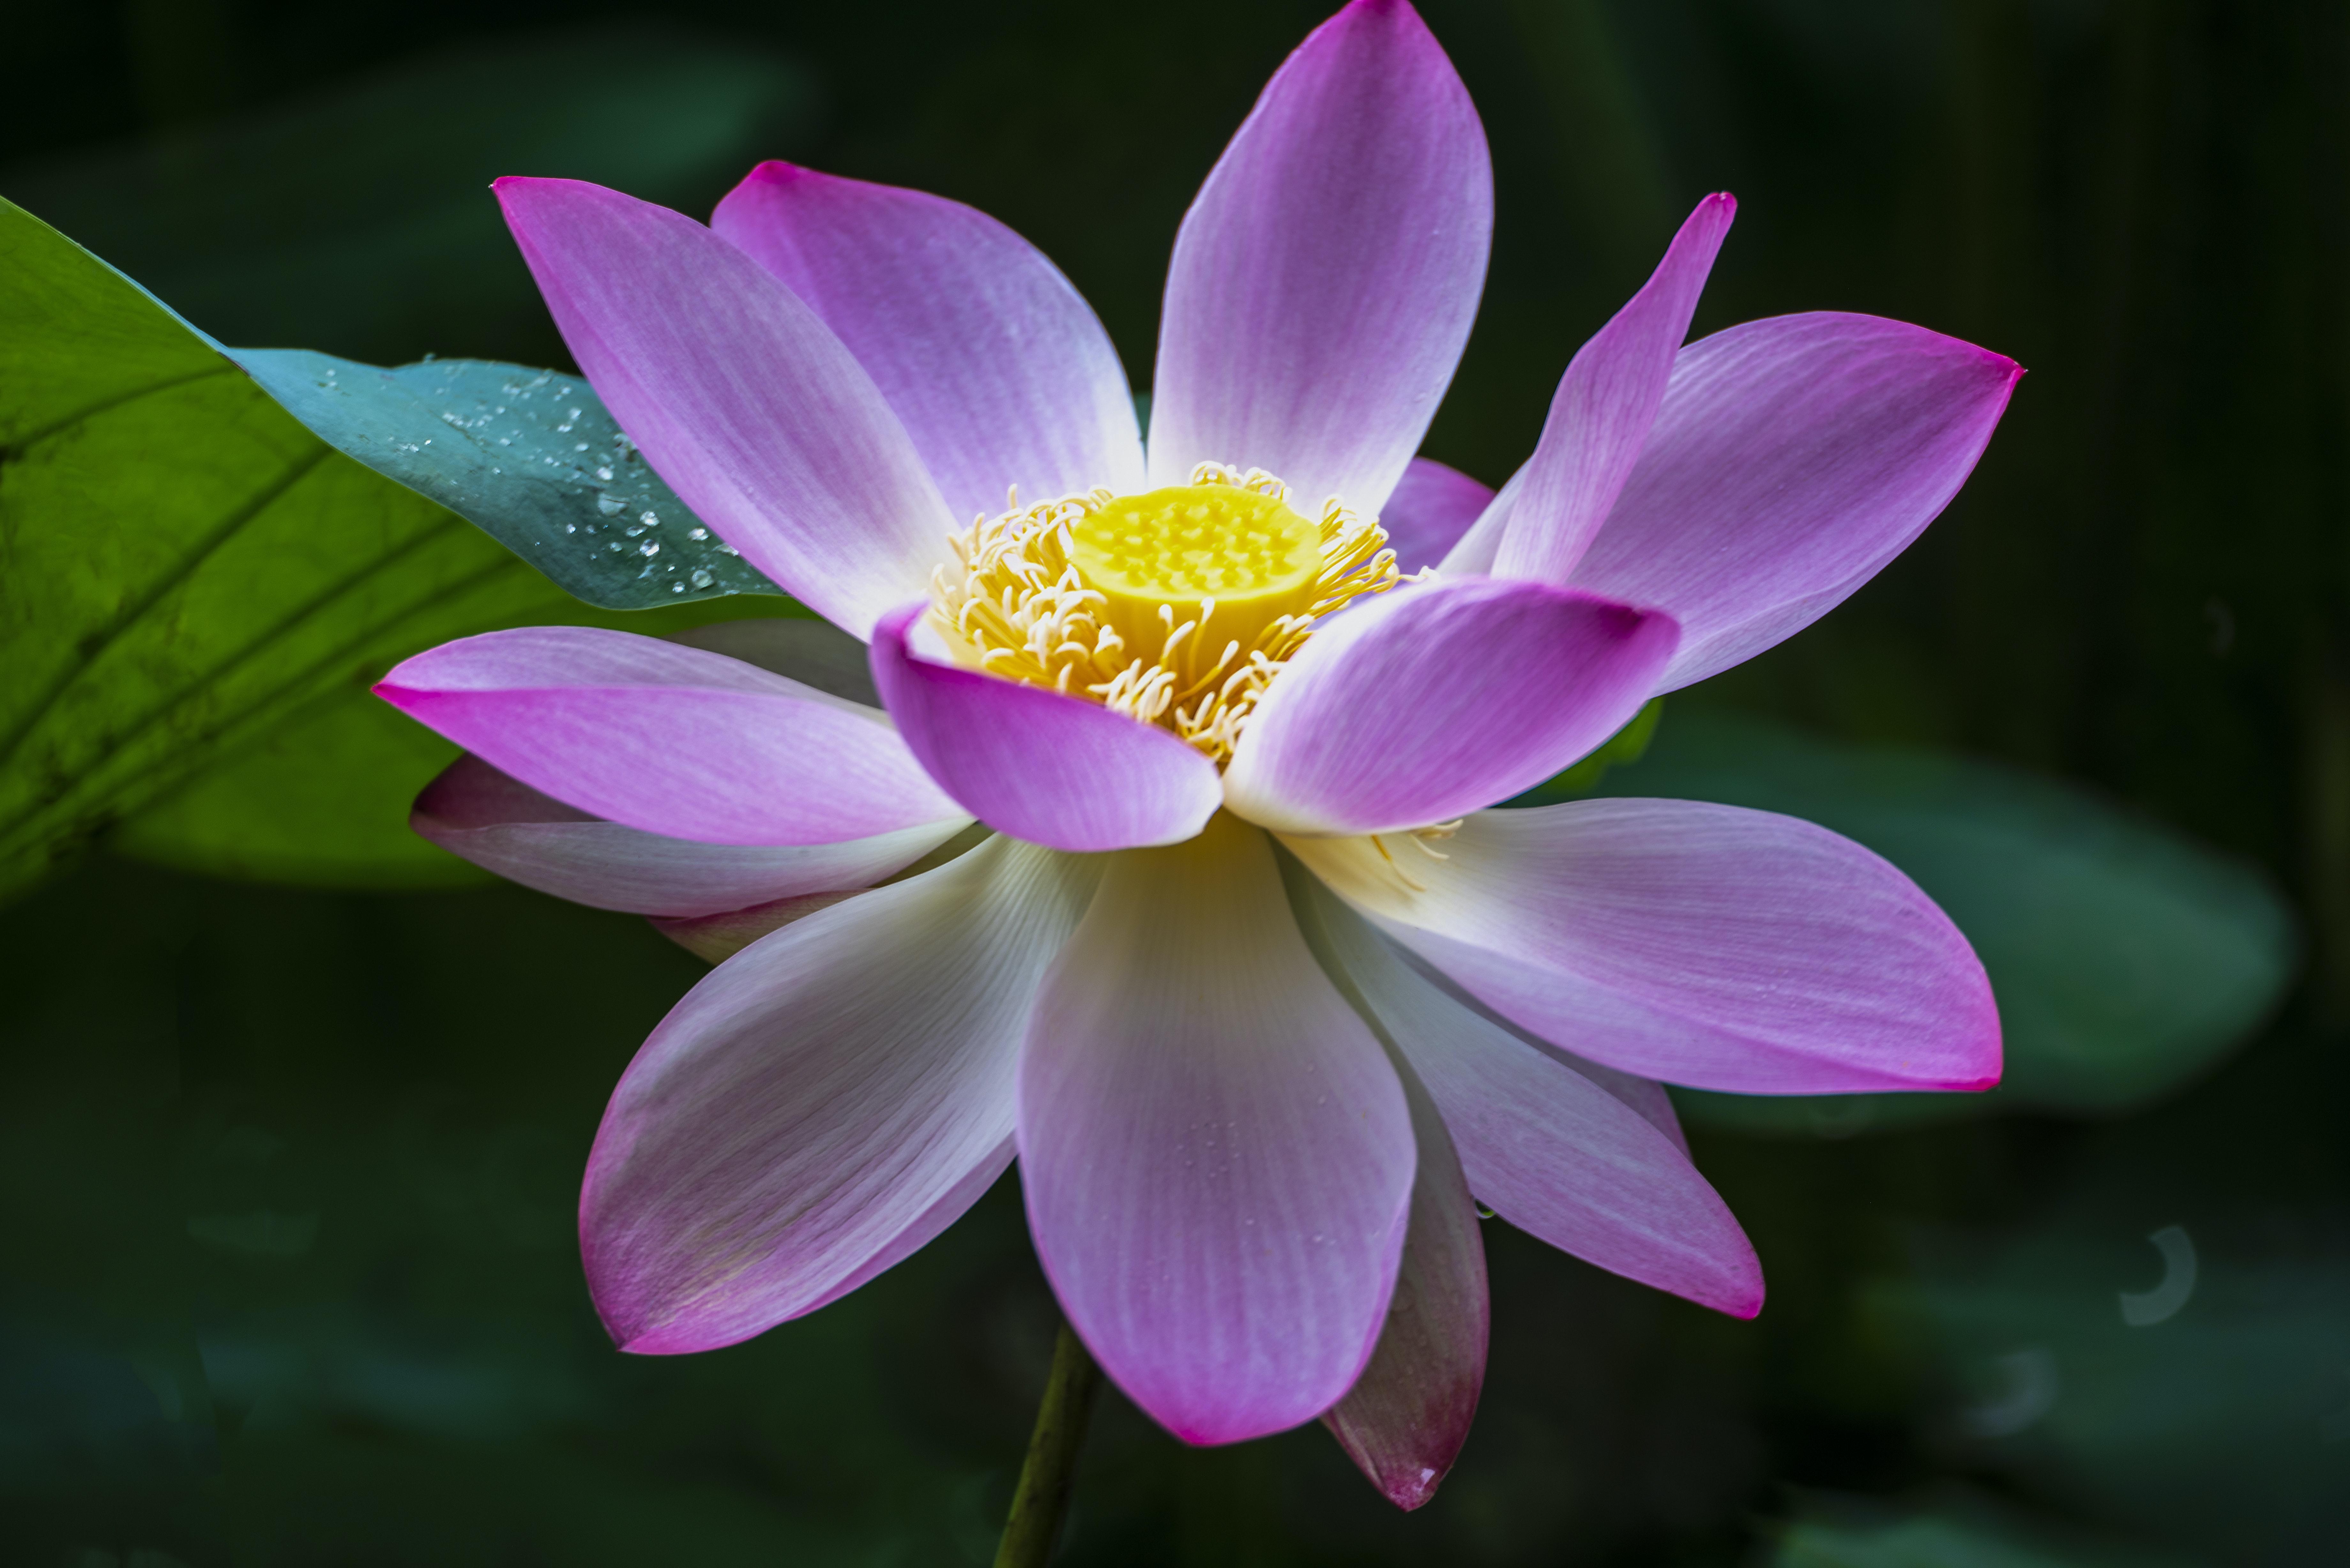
[
  {"xmin": 1570, "ymin": 312, "xmax": 2021, "ymax": 691},
  {"xmin": 495, "ymin": 177, "xmax": 951, "ymax": 638},
  {"xmin": 1148, "ymin": 0, "xmax": 1491, "ymax": 513},
  {"xmin": 1314, "ymin": 1031, "xmax": 1488, "ymax": 1507},
  {"xmin": 1019, "ymin": 813, "xmax": 1414, "ymax": 1445},
  {"xmin": 1379, "ymin": 457, "xmax": 1495, "ymax": 574},
  {"xmin": 1297, "ymin": 873, "xmax": 1759, "ymax": 1314},
  {"xmin": 377, "ymin": 626, "xmax": 959, "ymax": 846},
  {"xmin": 413, "ymin": 754, "xmax": 969, "ymax": 916},
  {"xmin": 584, "ymin": 837, "xmax": 1098, "ymax": 1353},
  {"xmin": 712, "ymin": 163, "xmax": 1145, "ymax": 524},
  {"xmin": 868, "ymin": 603, "xmax": 1222, "ymax": 853},
  {"xmin": 1287, "ymin": 800, "xmax": 2001, "ymax": 1095},
  {"xmin": 1493, "ymin": 195, "xmax": 1735, "ymax": 585},
  {"xmin": 1223, "ymin": 578, "xmax": 1678, "ymax": 837}
]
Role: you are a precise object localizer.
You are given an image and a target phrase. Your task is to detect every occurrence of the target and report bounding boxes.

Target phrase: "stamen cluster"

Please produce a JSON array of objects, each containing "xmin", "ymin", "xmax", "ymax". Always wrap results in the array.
[{"xmin": 930, "ymin": 463, "xmax": 1403, "ymax": 762}]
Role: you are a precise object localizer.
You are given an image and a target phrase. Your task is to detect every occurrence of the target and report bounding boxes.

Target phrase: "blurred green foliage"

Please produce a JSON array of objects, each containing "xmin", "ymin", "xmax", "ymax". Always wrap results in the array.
[{"xmin": 3, "ymin": 0, "xmax": 2348, "ymax": 1564}]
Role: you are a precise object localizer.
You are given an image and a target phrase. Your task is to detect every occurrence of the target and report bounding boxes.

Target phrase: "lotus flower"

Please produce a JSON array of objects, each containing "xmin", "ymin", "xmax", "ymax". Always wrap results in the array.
[{"xmin": 376, "ymin": 0, "xmax": 2014, "ymax": 1508}]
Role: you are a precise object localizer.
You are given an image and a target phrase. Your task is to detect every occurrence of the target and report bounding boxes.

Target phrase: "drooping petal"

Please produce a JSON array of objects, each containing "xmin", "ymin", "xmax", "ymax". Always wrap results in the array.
[
  {"xmin": 495, "ymin": 177, "xmax": 952, "ymax": 638},
  {"xmin": 1019, "ymin": 812, "xmax": 1414, "ymax": 1445},
  {"xmin": 1148, "ymin": 0, "xmax": 1492, "ymax": 514},
  {"xmin": 712, "ymin": 163, "xmax": 1145, "ymax": 524},
  {"xmin": 1379, "ymin": 457, "xmax": 1495, "ymax": 574},
  {"xmin": 1286, "ymin": 799, "xmax": 2001, "ymax": 1095},
  {"xmin": 413, "ymin": 754, "xmax": 969, "ymax": 916},
  {"xmin": 377, "ymin": 626, "xmax": 960, "ymax": 846},
  {"xmin": 1296, "ymin": 872, "xmax": 1760, "ymax": 1314},
  {"xmin": 583, "ymin": 836, "xmax": 1099, "ymax": 1353},
  {"xmin": 1434, "ymin": 463, "xmax": 1521, "ymax": 577},
  {"xmin": 1223, "ymin": 578, "xmax": 1678, "ymax": 837},
  {"xmin": 868, "ymin": 603, "xmax": 1223, "ymax": 853},
  {"xmin": 1569, "ymin": 312, "xmax": 2021, "ymax": 691},
  {"xmin": 1316, "ymin": 1039, "xmax": 1488, "ymax": 1509},
  {"xmin": 1492, "ymin": 195, "xmax": 1735, "ymax": 585}
]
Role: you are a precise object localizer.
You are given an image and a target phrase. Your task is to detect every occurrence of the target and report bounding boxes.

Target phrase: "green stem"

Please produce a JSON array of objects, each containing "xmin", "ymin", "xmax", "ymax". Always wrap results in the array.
[{"xmin": 994, "ymin": 1321, "xmax": 1103, "ymax": 1568}]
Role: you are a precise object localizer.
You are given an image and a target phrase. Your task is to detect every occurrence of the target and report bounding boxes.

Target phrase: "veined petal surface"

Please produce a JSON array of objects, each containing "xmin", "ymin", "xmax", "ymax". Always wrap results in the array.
[
  {"xmin": 1148, "ymin": 0, "xmax": 1491, "ymax": 515},
  {"xmin": 713, "ymin": 164, "xmax": 1145, "ymax": 524},
  {"xmin": 1019, "ymin": 813, "xmax": 1414, "ymax": 1445},
  {"xmin": 1223, "ymin": 578, "xmax": 1678, "ymax": 837},
  {"xmin": 1287, "ymin": 799, "xmax": 2000, "ymax": 1095},
  {"xmin": 1570, "ymin": 312, "xmax": 2021, "ymax": 691},
  {"xmin": 377, "ymin": 626, "xmax": 959, "ymax": 846},
  {"xmin": 495, "ymin": 176, "xmax": 952, "ymax": 638},
  {"xmin": 411, "ymin": 755, "xmax": 968, "ymax": 917},
  {"xmin": 868, "ymin": 604, "xmax": 1223, "ymax": 853},
  {"xmin": 1379, "ymin": 457, "xmax": 1495, "ymax": 575},
  {"xmin": 1297, "ymin": 872, "xmax": 1761, "ymax": 1314},
  {"xmin": 583, "ymin": 837, "xmax": 1099, "ymax": 1353},
  {"xmin": 1493, "ymin": 195, "xmax": 1735, "ymax": 585},
  {"xmin": 1294, "ymin": 921, "xmax": 1487, "ymax": 1508}
]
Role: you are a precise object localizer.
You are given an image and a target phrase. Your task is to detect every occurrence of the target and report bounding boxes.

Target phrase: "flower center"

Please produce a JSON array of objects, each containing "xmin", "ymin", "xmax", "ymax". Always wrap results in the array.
[{"xmin": 930, "ymin": 464, "xmax": 1402, "ymax": 762}]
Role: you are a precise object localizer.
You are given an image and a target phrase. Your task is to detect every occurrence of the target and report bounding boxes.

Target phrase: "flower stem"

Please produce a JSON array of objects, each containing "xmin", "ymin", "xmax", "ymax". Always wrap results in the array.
[{"xmin": 994, "ymin": 1320, "xmax": 1103, "ymax": 1568}]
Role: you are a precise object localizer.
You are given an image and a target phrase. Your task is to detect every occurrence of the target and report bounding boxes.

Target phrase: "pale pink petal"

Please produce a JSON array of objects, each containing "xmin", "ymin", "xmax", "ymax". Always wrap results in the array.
[
  {"xmin": 1019, "ymin": 814, "xmax": 1414, "ymax": 1444},
  {"xmin": 413, "ymin": 754, "xmax": 968, "ymax": 916},
  {"xmin": 1379, "ymin": 457, "xmax": 1494, "ymax": 574},
  {"xmin": 868, "ymin": 603, "xmax": 1222, "ymax": 852},
  {"xmin": 495, "ymin": 177, "xmax": 951, "ymax": 638},
  {"xmin": 1318, "ymin": 1054, "xmax": 1488, "ymax": 1508},
  {"xmin": 1493, "ymin": 195, "xmax": 1735, "ymax": 584},
  {"xmin": 1148, "ymin": 0, "xmax": 1491, "ymax": 513},
  {"xmin": 584, "ymin": 837, "xmax": 1099, "ymax": 1353},
  {"xmin": 1298, "ymin": 874, "xmax": 1759, "ymax": 1313},
  {"xmin": 1570, "ymin": 312, "xmax": 2021, "ymax": 691},
  {"xmin": 1223, "ymin": 579, "xmax": 1678, "ymax": 837},
  {"xmin": 377, "ymin": 626, "xmax": 960, "ymax": 846},
  {"xmin": 712, "ymin": 163, "xmax": 1144, "ymax": 523},
  {"xmin": 1434, "ymin": 464, "xmax": 1521, "ymax": 577},
  {"xmin": 1287, "ymin": 800, "xmax": 2001, "ymax": 1095}
]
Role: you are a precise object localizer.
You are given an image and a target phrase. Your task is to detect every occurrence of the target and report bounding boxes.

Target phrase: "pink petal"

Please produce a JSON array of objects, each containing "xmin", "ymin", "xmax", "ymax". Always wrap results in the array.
[
  {"xmin": 1317, "ymin": 1053, "xmax": 1488, "ymax": 1509},
  {"xmin": 1379, "ymin": 457, "xmax": 1495, "ymax": 574},
  {"xmin": 1570, "ymin": 312, "xmax": 2022, "ymax": 691},
  {"xmin": 1288, "ymin": 800, "xmax": 2001, "ymax": 1095},
  {"xmin": 377, "ymin": 626, "xmax": 960, "ymax": 846},
  {"xmin": 1300, "ymin": 874, "xmax": 1760, "ymax": 1314},
  {"xmin": 1222, "ymin": 578, "xmax": 1679, "ymax": 837},
  {"xmin": 413, "ymin": 753, "xmax": 968, "ymax": 916},
  {"xmin": 711, "ymin": 163, "xmax": 1145, "ymax": 524},
  {"xmin": 583, "ymin": 837, "xmax": 1099, "ymax": 1353},
  {"xmin": 495, "ymin": 177, "xmax": 951, "ymax": 638},
  {"xmin": 1018, "ymin": 813, "xmax": 1414, "ymax": 1444},
  {"xmin": 1493, "ymin": 195, "xmax": 1735, "ymax": 585},
  {"xmin": 1147, "ymin": 0, "xmax": 1491, "ymax": 513},
  {"xmin": 867, "ymin": 603, "xmax": 1223, "ymax": 852}
]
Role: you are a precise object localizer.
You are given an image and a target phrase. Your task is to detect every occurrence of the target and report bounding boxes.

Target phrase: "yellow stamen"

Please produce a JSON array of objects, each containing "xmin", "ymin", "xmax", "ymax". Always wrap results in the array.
[{"xmin": 930, "ymin": 463, "xmax": 1406, "ymax": 762}]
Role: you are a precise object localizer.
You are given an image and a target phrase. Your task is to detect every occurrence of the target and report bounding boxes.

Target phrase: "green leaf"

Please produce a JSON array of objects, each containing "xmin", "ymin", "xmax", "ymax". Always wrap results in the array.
[
  {"xmin": 1590, "ymin": 712, "xmax": 2297, "ymax": 1128},
  {"xmin": 1766, "ymin": 1495, "xmax": 2205, "ymax": 1568},
  {"xmin": 0, "ymin": 197, "xmax": 791, "ymax": 901},
  {"xmin": 231, "ymin": 350, "xmax": 783, "ymax": 610}
]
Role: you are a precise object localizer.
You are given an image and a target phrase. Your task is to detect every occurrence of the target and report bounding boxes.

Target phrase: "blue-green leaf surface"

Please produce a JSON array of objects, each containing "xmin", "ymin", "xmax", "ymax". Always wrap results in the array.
[{"xmin": 231, "ymin": 351, "xmax": 784, "ymax": 610}]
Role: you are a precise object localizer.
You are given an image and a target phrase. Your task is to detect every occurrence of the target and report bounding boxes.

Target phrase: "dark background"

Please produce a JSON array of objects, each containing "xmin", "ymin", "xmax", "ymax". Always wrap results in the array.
[{"xmin": 4, "ymin": 1, "xmax": 2346, "ymax": 1563}]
